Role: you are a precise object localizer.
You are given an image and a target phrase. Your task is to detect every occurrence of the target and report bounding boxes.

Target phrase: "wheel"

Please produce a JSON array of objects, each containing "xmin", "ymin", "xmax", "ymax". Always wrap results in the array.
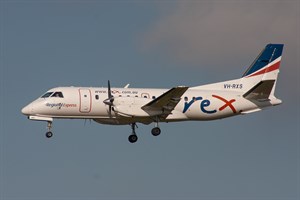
[
  {"xmin": 151, "ymin": 127, "xmax": 161, "ymax": 136},
  {"xmin": 46, "ymin": 131, "xmax": 53, "ymax": 138},
  {"xmin": 128, "ymin": 134, "xmax": 138, "ymax": 143}
]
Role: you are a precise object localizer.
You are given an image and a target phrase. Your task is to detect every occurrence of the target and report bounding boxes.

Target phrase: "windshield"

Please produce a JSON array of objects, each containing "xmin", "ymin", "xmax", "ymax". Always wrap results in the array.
[
  {"xmin": 51, "ymin": 92, "xmax": 64, "ymax": 98},
  {"xmin": 41, "ymin": 92, "xmax": 53, "ymax": 98}
]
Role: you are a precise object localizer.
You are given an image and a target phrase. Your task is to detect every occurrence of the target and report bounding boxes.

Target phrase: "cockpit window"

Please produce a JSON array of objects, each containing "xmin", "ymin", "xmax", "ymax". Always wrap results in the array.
[
  {"xmin": 41, "ymin": 92, "xmax": 53, "ymax": 98},
  {"xmin": 51, "ymin": 92, "xmax": 64, "ymax": 98}
]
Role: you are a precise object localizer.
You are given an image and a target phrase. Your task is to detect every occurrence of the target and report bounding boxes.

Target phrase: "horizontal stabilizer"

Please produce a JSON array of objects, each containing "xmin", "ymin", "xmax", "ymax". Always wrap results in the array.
[{"xmin": 243, "ymin": 80, "xmax": 275, "ymax": 101}]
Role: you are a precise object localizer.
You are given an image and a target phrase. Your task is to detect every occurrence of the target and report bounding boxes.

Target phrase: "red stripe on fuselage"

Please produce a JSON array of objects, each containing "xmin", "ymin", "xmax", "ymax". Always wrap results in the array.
[{"xmin": 247, "ymin": 61, "xmax": 281, "ymax": 77}]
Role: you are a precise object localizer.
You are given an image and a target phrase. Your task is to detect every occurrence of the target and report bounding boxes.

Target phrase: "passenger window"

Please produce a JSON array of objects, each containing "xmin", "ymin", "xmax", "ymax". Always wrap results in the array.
[
  {"xmin": 52, "ymin": 92, "xmax": 64, "ymax": 98},
  {"xmin": 95, "ymin": 95, "xmax": 99, "ymax": 100},
  {"xmin": 41, "ymin": 92, "xmax": 53, "ymax": 98}
]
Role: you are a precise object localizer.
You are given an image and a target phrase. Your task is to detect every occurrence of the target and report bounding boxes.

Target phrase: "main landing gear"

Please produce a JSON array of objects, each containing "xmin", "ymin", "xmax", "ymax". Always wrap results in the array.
[
  {"xmin": 151, "ymin": 127, "xmax": 161, "ymax": 136},
  {"xmin": 127, "ymin": 122, "xmax": 162, "ymax": 143},
  {"xmin": 151, "ymin": 120, "xmax": 161, "ymax": 136},
  {"xmin": 128, "ymin": 123, "xmax": 138, "ymax": 143},
  {"xmin": 46, "ymin": 121, "xmax": 53, "ymax": 138}
]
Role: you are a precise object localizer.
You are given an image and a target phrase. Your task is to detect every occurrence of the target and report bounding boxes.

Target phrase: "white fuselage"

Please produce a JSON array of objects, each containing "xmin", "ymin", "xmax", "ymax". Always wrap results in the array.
[{"xmin": 22, "ymin": 86, "xmax": 264, "ymax": 125}]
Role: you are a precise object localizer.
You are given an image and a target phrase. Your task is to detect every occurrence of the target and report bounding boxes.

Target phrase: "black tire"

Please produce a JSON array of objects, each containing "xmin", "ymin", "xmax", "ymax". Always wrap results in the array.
[
  {"xmin": 46, "ymin": 131, "xmax": 53, "ymax": 138},
  {"xmin": 151, "ymin": 127, "xmax": 161, "ymax": 136},
  {"xmin": 128, "ymin": 134, "xmax": 138, "ymax": 143}
]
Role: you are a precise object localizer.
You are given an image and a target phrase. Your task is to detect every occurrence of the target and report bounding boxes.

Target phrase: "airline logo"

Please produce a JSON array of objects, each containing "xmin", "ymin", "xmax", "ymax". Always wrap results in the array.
[
  {"xmin": 46, "ymin": 103, "xmax": 77, "ymax": 109},
  {"xmin": 212, "ymin": 95, "xmax": 237, "ymax": 113},
  {"xmin": 183, "ymin": 95, "xmax": 236, "ymax": 114}
]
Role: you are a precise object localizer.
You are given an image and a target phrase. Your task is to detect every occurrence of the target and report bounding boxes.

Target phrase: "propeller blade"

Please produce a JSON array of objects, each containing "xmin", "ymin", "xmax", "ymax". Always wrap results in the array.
[
  {"xmin": 84, "ymin": 119, "xmax": 92, "ymax": 126},
  {"xmin": 108, "ymin": 80, "xmax": 112, "ymax": 99},
  {"xmin": 109, "ymin": 105, "xmax": 112, "ymax": 117},
  {"xmin": 103, "ymin": 80, "xmax": 114, "ymax": 117}
]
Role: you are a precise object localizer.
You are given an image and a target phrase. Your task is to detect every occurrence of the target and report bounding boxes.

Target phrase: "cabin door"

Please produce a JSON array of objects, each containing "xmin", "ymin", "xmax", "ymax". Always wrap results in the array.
[{"xmin": 79, "ymin": 89, "xmax": 91, "ymax": 113}]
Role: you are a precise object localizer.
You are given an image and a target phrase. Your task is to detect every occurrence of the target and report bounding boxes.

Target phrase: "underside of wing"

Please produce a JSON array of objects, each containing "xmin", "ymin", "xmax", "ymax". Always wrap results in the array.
[{"xmin": 141, "ymin": 86, "xmax": 188, "ymax": 119}]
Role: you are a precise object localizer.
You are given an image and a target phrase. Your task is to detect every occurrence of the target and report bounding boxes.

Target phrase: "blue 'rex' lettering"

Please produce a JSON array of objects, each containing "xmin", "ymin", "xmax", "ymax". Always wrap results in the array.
[{"xmin": 183, "ymin": 96, "xmax": 217, "ymax": 114}]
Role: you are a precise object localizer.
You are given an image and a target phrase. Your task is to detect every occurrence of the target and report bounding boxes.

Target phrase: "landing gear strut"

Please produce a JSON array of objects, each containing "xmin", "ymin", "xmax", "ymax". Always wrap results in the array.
[
  {"xmin": 151, "ymin": 117, "xmax": 161, "ymax": 136},
  {"xmin": 46, "ymin": 121, "xmax": 53, "ymax": 138},
  {"xmin": 128, "ymin": 123, "xmax": 138, "ymax": 143}
]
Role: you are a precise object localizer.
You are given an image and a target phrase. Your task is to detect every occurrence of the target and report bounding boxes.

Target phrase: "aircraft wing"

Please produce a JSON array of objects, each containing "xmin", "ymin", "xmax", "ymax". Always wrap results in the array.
[{"xmin": 141, "ymin": 86, "xmax": 188, "ymax": 119}]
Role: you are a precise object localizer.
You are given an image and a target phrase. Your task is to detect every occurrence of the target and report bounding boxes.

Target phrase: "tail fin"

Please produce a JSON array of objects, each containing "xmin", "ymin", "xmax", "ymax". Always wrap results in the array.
[
  {"xmin": 241, "ymin": 44, "xmax": 284, "ymax": 105},
  {"xmin": 191, "ymin": 43, "xmax": 284, "ymax": 104},
  {"xmin": 242, "ymin": 44, "xmax": 283, "ymax": 78}
]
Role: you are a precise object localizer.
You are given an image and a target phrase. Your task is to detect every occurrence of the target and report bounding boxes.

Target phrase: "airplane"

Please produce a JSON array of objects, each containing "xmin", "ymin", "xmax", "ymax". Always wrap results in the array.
[{"xmin": 21, "ymin": 44, "xmax": 284, "ymax": 143}]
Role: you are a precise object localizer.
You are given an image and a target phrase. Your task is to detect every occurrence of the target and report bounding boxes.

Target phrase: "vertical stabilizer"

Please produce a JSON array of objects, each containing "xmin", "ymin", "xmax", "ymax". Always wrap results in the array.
[
  {"xmin": 191, "ymin": 44, "xmax": 284, "ymax": 101},
  {"xmin": 242, "ymin": 44, "xmax": 283, "ymax": 78},
  {"xmin": 241, "ymin": 44, "xmax": 284, "ymax": 105}
]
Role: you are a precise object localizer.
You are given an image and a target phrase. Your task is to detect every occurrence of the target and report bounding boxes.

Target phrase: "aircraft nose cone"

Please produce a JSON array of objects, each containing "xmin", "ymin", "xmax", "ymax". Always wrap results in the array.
[{"xmin": 21, "ymin": 105, "xmax": 32, "ymax": 115}]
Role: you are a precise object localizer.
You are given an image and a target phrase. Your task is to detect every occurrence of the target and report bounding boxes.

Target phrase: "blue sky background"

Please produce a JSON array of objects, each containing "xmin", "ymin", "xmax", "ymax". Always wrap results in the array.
[{"xmin": 1, "ymin": 1, "xmax": 299, "ymax": 200}]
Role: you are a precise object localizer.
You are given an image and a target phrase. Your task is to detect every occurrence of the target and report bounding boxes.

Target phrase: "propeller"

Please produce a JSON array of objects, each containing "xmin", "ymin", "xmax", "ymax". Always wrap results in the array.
[
  {"xmin": 84, "ymin": 119, "xmax": 92, "ymax": 126},
  {"xmin": 103, "ymin": 80, "xmax": 114, "ymax": 117}
]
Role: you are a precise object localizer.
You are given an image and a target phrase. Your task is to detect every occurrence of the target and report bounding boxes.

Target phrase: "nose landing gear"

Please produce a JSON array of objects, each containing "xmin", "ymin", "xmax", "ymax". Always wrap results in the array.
[
  {"xmin": 46, "ymin": 121, "xmax": 53, "ymax": 138},
  {"xmin": 46, "ymin": 131, "xmax": 53, "ymax": 138}
]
